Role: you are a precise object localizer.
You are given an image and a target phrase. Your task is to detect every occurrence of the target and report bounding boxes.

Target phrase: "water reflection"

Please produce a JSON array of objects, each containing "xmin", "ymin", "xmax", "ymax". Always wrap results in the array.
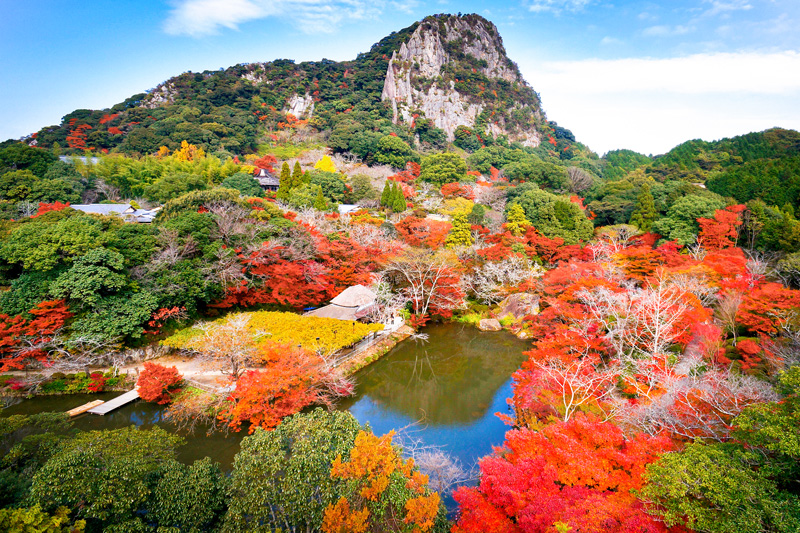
[{"xmin": 341, "ymin": 323, "xmax": 528, "ymax": 466}]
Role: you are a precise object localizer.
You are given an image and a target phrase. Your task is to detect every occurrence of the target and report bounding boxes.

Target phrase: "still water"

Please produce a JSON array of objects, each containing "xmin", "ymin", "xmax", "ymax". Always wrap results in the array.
[{"xmin": 3, "ymin": 323, "xmax": 529, "ymax": 473}]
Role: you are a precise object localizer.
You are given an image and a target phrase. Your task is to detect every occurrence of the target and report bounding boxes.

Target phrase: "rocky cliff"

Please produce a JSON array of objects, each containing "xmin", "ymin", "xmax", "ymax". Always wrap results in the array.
[{"xmin": 381, "ymin": 14, "xmax": 543, "ymax": 147}]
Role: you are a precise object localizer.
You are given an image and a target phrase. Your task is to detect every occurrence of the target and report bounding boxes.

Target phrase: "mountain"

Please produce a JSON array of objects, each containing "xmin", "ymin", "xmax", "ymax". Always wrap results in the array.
[{"xmin": 29, "ymin": 14, "xmax": 550, "ymax": 159}]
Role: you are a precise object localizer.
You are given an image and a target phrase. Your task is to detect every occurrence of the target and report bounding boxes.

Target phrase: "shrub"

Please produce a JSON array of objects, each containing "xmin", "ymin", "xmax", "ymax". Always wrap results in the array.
[{"xmin": 137, "ymin": 362, "xmax": 184, "ymax": 405}]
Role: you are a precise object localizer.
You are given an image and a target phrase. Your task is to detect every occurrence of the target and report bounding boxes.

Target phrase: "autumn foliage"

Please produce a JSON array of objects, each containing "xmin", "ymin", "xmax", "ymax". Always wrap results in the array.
[
  {"xmin": 137, "ymin": 361, "xmax": 184, "ymax": 404},
  {"xmin": 323, "ymin": 430, "xmax": 441, "ymax": 533},
  {"xmin": 453, "ymin": 415, "xmax": 676, "ymax": 533},
  {"xmin": 0, "ymin": 300, "xmax": 72, "ymax": 372},
  {"xmin": 33, "ymin": 201, "xmax": 70, "ymax": 218},
  {"xmin": 395, "ymin": 216, "xmax": 451, "ymax": 249},
  {"xmin": 222, "ymin": 344, "xmax": 328, "ymax": 433}
]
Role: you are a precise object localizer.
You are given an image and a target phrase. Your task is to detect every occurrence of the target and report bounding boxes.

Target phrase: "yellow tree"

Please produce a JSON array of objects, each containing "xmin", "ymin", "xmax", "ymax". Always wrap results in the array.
[
  {"xmin": 173, "ymin": 140, "xmax": 206, "ymax": 162},
  {"xmin": 315, "ymin": 155, "xmax": 337, "ymax": 173},
  {"xmin": 505, "ymin": 203, "xmax": 530, "ymax": 236}
]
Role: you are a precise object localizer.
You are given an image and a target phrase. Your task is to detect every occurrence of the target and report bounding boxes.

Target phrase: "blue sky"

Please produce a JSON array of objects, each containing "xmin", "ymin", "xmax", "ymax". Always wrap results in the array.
[{"xmin": 1, "ymin": 1, "xmax": 798, "ymax": 155}]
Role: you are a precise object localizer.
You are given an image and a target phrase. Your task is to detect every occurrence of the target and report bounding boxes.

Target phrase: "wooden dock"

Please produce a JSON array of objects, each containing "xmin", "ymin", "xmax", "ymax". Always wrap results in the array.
[
  {"xmin": 87, "ymin": 389, "xmax": 140, "ymax": 415},
  {"xmin": 67, "ymin": 399, "xmax": 105, "ymax": 417}
]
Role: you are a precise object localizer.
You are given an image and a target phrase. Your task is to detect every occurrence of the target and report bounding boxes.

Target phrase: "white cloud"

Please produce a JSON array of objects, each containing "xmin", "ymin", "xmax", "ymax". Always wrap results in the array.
[
  {"xmin": 163, "ymin": 0, "xmax": 381, "ymax": 36},
  {"xmin": 536, "ymin": 52, "xmax": 800, "ymax": 95},
  {"xmin": 702, "ymin": 0, "xmax": 753, "ymax": 17},
  {"xmin": 642, "ymin": 24, "xmax": 693, "ymax": 36},
  {"xmin": 525, "ymin": 0, "xmax": 594, "ymax": 14},
  {"xmin": 600, "ymin": 36, "xmax": 622, "ymax": 45},
  {"xmin": 517, "ymin": 51, "xmax": 800, "ymax": 155}
]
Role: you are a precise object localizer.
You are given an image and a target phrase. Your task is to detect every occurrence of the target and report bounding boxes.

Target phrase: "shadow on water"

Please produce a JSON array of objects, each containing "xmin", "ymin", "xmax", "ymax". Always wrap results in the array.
[{"xmin": 2, "ymin": 323, "xmax": 529, "ymax": 496}]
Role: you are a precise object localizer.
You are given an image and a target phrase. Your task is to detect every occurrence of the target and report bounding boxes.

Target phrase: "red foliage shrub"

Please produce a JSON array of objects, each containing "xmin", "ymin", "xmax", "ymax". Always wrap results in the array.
[{"xmin": 137, "ymin": 361, "xmax": 183, "ymax": 404}]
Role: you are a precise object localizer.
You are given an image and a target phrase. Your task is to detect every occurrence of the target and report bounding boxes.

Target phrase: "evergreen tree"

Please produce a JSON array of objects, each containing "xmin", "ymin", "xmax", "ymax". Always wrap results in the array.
[
  {"xmin": 446, "ymin": 212, "xmax": 474, "ymax": 247},
  {"xmin": 629, "ymin": 184, "xmax": 657, "ymax": 232},
  {"xmin": 314, "ymin": 188, "xmax": 327, "ymax": 211},
  {"xmin": 505, "ymin": 203, "xmax": 530, "ymax": 236},
  {"xmin": 276, "ymin": 162, "xmax": 291, "ymax": 201},
  {"xmin": 302, "ymin": 171, "xmax": 311, "ymax": 185},
  {"xmin": 380, "ymin": 182, "xmax": 391, "ymax": 207},
  {"xmin": 392, "ymin": 183, "xmax": 407, "ymax": 212},
  {"xmin": 291, "ymin": 162, "xmax": 303, "ymax": 185},
  {"xmin": 468, "ymin": 203, "xmax": 486, "ymax": 226}
]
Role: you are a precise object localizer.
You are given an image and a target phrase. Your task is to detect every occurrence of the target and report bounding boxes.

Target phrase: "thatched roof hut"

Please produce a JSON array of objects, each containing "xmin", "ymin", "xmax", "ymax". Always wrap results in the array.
[
  {"xmin": 331, "ymin": 285, "xmax": 376, "ymax": 308},
  {"xmin": 305, "ymin": 284, "xmax": 378, "ymax": 322}
]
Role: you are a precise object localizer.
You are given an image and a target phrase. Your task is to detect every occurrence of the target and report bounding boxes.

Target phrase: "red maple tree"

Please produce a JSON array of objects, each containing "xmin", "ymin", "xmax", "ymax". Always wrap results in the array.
[{"xmin": 137, "ymin": 361, "xmax": 184, "ymax": 404}]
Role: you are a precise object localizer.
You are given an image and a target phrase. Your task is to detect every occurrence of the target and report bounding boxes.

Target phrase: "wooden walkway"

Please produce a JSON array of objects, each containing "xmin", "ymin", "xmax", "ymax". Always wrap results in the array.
[
  {"xmin": 87, "ymin": 389, "xmax": 140, "ymax": 415},
  {"xmin": 67, "ymin": 399, "xmax": 104, "ymax": 417}
]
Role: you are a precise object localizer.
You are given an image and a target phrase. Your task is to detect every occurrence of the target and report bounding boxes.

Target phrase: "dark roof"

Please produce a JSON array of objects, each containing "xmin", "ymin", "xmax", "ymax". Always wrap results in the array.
[{"xmin": 256, "ymin": 176, "xmax": 280, "ymax": 187}]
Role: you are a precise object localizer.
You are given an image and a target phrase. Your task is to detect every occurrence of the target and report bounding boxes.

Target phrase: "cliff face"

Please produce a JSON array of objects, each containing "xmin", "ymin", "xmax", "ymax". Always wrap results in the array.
[{"xmin": 381, "ymin": 14, "xmax": 542, "ymax": 147}]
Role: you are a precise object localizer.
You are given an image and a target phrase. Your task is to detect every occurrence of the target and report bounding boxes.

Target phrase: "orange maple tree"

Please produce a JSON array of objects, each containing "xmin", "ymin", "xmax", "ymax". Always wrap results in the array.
[
  {"xmin": 221, "ymin": 344, "xmax": 329, "ymax": 433},
  {"xmin": 322, "ymin": 430, "xmax": 441, "ymax": 533}
]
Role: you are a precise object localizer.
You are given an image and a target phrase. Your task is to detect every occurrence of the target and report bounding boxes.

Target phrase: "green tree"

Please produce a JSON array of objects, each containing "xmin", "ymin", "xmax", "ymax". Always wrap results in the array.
[
  {"xmin": 28, "ymin": 426, "xmax": 183, "ymax": 531},
  {"xmin": 392, "ymin": 182, "xmax": 406, "ymax": 212},
  {"xmin": 642, "ymin": 443, "xmax": 800, "ymax": 533},
  {"xmin": 374, "ymin": 135, "xmax": 416, "ymax": 169},
  {"xmin": 314, "ymin": 188, "xmax": 328, "ymax": 211},
  {"xmin": 380, "ymin": 181, "xmax": 391, "ymax": 208},
  {"xmin": 49, "ymin": 247, "xmax": 128, "ymax": 308},
  {"xmin": 420, "ymin": 152, "xmax": 468, "ymax": 185},
  {"xmin": 286, "ymin": 183, "xmax": 326, "ymax": 210},
  {"xmin": 277, "ymin": 161, "xmax": 291, "ymax": 201},
  {"xmin": 220, "ymin": 171, "xmax": 263, "ymax": 197},
  {"xmin": 0, "ymin": 170, "xmax": 37, "ymax": 201},
  {"xmin": 291, "ymin": 161, "xmax": 304, "ymax": 189},
  {"xmin": 509, "ymin": 188, "xmax": 594, "ymax": 244},
  {"xmin": 68, "ymin": 290, "xmax": 159, "ymax": 343},
  {"xmin": 446, "ymin": 212, "xmax": 473, "ymax": 247},
  {"xmin": 349, "ymin": 174, "xmax": 378, "ymax": 203},
  {"xmin": 309, "ymin": 170, "xmax": 347, "ymax": 203},
  {"xmin": 155, "ymin": 188, "xmax": 245, "ymax": 222},
  {"xmin": 0, "ymin": 270, "xmax": 63, "ymax": 318},
  {"xmin": 0, "ymin": 413, "xmax": 73, "ymax": 508},
  {"xmin": 0, "ymin": 212, "xmax": 109, "ymax": 272},
  {"xmin": 0, "ymin": 143, "xmax": 57, "ymax": 178},
  {"xmin": 223, "ymin": 409, "xmax": 362, "ymax": 532},
  {"xmin": 143, "ymin": 172, "xmax": 209, "ymax": 204},
  {"xmin": 651, "ymin": 194, "xmax": 724, "ymax": 245},
  {"xmin": 468, "ymin": 203, "xmax": 486, "ymax": 226},
  {"xmin": 629, "ymin": 184, "xmax": 657, "ymax": 232},
  {"xmin": 642, "ymin": 367, "xmax": 800, "ymax": 533},
  {"xmin": 151, "ymin": 457, "xmax": 226, "ymax": 532}
]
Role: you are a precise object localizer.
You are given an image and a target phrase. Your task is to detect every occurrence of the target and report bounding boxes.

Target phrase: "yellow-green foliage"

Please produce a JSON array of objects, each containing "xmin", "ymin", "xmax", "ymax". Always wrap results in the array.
[
  {"xmin": 164, "ymin": 311, "xmax": 383, "ymax": 354},
  {"xmin": 505, "ymin": 203, "xmax": 530, "ymax": 236},
  {"xmin": 454, "ymin": 312, "xmax": 482, "ymax": 326},
  {"xmin": 257, "ymin": 142, "xmax": 323, "ymax": 160},
  {"xmin": 439, "ymin": 197, "xmax": 474, "ymax": 216}
]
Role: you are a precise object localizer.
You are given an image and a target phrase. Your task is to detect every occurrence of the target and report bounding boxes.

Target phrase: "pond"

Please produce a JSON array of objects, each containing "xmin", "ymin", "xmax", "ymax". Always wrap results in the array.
[{"xmin": 2, "ymin": 323, "xmax": 529, "ymax": 483}]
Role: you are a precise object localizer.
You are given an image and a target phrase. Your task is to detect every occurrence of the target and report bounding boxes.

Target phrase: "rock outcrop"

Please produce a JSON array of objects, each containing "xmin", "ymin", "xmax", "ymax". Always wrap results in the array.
[
  {"xmin": 478, "ymin": 318, "xmax": 502, "ymax": 331},
  {"xmin": 381, "ymin": 14, "xmax": 542, "ymax": 147},
  {"xmin": 284, "ymin": 93, "xmax": 315, "ymax": 119},
  {"xmin": 496, "ymin": 293, "xmax": 540, "ymax": 321}
]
